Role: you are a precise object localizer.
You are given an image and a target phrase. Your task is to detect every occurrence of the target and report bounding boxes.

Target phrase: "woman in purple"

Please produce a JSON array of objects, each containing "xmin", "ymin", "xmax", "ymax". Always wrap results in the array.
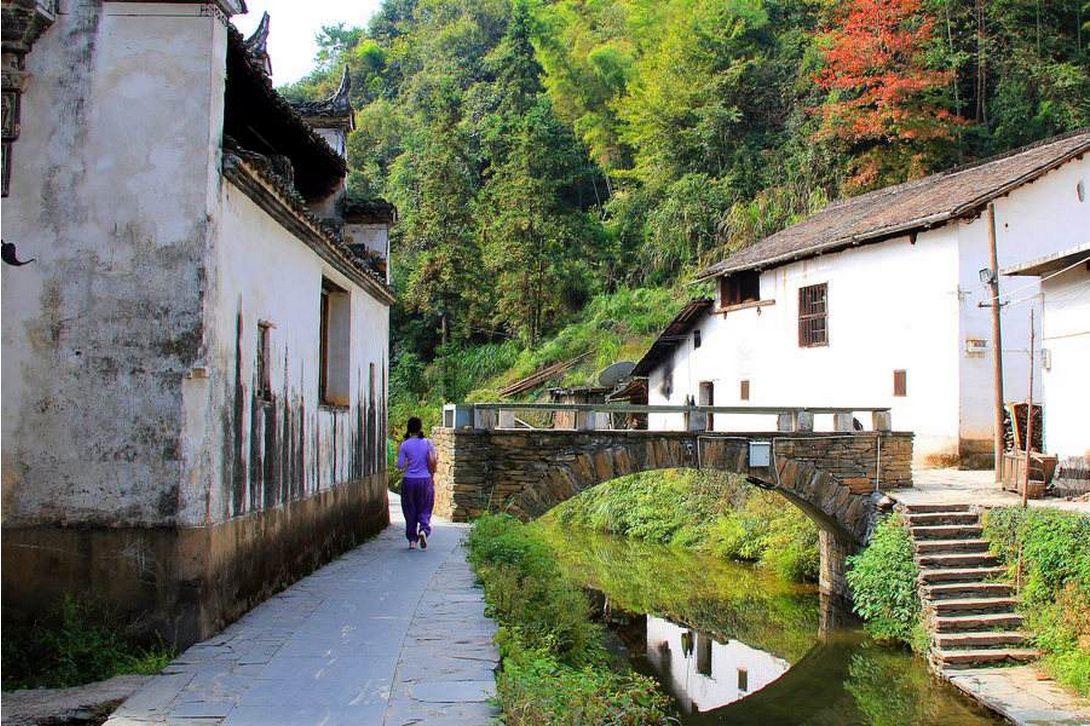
[{"xmin": 396, "ymin": 417, "xmax": 437, "ymax": 549}]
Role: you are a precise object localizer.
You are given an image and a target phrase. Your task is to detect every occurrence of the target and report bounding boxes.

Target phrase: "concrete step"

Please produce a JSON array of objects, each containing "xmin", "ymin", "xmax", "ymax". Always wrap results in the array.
[
  {"xmin": 903, "ymin": 503, "xmax": 972, "ymax": 513},
  {"xmin": 934, "ymin": 631, "xmax": 1027, "ymax": 649},
  {"xmin": 918, "ymin": 552, "xmax": 998, "ymax": 568},
  {"xmin": 938, "ymin": 648, "xmax": 1041, "ymax": 669},
  {"xmin": 907, "ymin": 512, "xmax": 980, "ymax": 526},
  {"xmin": 934, "ymin": 612, "xmax": 1024, "ymax": 633},
  {"xmin": 919, "ymin": 566, "xmax": 1007, "ymax": 584},
  {"xmin": 932, "ymin": 596, "xmax": 1018, "ymax": 615},
  {"xmin": 915, "ymin": 539, "xmax": 991, "ymax": 554},
  {"xmin": 927, "ymin": 582, "xmax": 1012, "ymax": 600},
  {"xmin": 910, "ymin": 524, "xmax": 983, "ymax": 540}
]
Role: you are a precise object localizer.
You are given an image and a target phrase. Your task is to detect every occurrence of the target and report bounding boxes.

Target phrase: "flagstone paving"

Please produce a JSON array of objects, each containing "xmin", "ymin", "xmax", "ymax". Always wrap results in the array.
[{"xmin": 104, "ymin": 496, "xmax": 499, "ymax": 725}]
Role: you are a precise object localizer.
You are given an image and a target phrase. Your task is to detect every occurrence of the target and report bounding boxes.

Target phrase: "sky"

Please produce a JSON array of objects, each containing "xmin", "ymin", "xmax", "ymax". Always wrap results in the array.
[{"xmin": 234, "ymin": 0, "xmax": 384, "ymax": 85}]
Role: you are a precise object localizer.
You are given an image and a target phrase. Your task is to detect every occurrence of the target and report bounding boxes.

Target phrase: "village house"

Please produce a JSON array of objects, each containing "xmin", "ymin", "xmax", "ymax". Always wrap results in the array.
[
  {"xmin": 634, "ymin": 130, "xmax": 1090, "ymax": 469},
  {"xmin": 1003, "ymin": 242, "xmax": 1090, "ymax": 496},
  {"xmin": 1, "ymin": 1, "xmax": 394, "ymax": 647}
]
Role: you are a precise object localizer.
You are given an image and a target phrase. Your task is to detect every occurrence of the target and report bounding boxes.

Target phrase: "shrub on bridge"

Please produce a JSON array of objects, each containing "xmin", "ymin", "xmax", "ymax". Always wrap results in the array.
[
  {"xmin": 467, "ymin": 514, "xmax": 672, "ymax": 724},
  {"xmin": 982, "ymin": 507, "xmax": 1090, "ymax": 696},
  {"xmin": 845, "ymin": 514, "xmax": 928, "ymax": 651}
]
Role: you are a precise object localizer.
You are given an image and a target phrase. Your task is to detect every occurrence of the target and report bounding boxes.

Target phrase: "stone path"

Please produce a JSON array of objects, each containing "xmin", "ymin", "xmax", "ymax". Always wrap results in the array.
[
  {"xmin": 105, "ymin": 496, "xmax": 499, "ymax": 725},
  {"xmin": 947, "ymin": 667, "xmax": 1090, "ymax": 726}
]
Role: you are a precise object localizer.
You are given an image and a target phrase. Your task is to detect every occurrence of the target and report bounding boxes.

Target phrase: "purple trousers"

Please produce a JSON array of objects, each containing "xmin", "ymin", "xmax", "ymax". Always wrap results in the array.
[{"xmin": 401, "ymin": 476, "xmax": 434, "ymax": 542}]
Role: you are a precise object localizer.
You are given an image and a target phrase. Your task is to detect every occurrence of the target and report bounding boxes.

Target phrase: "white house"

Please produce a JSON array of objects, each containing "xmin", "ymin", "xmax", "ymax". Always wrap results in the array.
[
  {"xmin": 634, "ymin": 131, "xmax": 1090, "ymax": 468},
  {"xmin": 1003, "ymin": 243, "xmax": 1090, "ymax": 495},
  {"xmin": 1, "ymin": 2, "xmax": 393, "ymax": 646}
]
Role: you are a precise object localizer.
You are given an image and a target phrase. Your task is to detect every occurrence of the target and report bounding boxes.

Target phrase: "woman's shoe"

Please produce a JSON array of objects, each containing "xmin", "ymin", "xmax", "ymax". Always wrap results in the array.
[
  {"xmin": 418, "ymin": 530, "xmax": 428, "ymax": 549},
  {"xmin": 409, "ymin": 541, "xmax": 416, "ymax": 549}
]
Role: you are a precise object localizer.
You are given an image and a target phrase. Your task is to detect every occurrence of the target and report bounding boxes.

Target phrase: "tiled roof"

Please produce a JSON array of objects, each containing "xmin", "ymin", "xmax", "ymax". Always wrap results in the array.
[
  {"xmin": 632, "ymin": 298, "xmax": 713, "ymax": 377},
  {"xmin": 291, "ymin": 65, "xmax": 353, "ymax": 121},
  {"xmin": 697, "ymin": 129, "xmax": 1090, "ymax": 279}
]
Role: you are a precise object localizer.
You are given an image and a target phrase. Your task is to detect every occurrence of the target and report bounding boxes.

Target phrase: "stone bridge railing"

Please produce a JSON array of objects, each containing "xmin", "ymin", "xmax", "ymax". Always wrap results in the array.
[{"xmin": 433, "ymin": 402, "xmax": 913, "ymax": 599}]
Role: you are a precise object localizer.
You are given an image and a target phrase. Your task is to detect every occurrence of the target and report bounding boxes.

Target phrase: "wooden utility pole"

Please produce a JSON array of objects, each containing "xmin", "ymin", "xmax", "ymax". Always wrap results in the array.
[
  {"xmin": 1022, "ymin": 310, "xmax": 1034, "ymax": 508},
  {"xmin": 987, "ymin": 204, "xmax": 1005, "ymax": 480}
]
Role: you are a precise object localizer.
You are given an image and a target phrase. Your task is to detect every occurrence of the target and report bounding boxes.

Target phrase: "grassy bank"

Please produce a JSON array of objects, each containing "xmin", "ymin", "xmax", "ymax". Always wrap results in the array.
[
  {"xmin": 844, "ymin": 514, "xmax": 929, "ymax": 652},
  {"xmin": 2, "ymin": 596, "xmax": 176, "ymax": 690},
  {"xmin": 982, "ymin": 507, "xmax": 1090, "ymax": 696},
  {"xmin": 466, "ymin": 514, "xmax": 672, "ymax": 724},
  {"xmin": 546, "ymin": 469, "xmax": 820, "ymax": 582}
]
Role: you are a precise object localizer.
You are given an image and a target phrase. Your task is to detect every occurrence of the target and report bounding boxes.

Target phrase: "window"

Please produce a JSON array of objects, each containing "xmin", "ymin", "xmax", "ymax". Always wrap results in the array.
[
  {"xmin": 699, "ymin": 381, "xmax": 714, "ymax": 430},
  {"xmin": 893, "ymin": 369, "xmax": 907, "ymax": 397},
  {"xmin": 737, "ymin": 668, "xmax": 748, "ymax": 692},
  {"xmin": 696, "ymin": 634, "xmax": 712, "ymax": 677},
  {"xmin": 660, "ymin": 363, "xmax": 673, "ymax": 401},
  {"xmin": 740, "ymin": 379, "xmax": 750, "ymax": 401},
  {"xmin": 798, "ymin": 283, "xmax": 828, "ymax": 347},
  {"xmin": 256, "ymin": 322, "xmax": 272, "ymax": 401},
  {"xmin": 319, "ymin": 277, "xmax": 351, "ymax": 406},
  {"xmin": 719, "ymin": 270, "xmax": 761, "ymax": 307},
  {"xmin": 693, "ymin": 329, "xmax": 702, "ymax": 349}
]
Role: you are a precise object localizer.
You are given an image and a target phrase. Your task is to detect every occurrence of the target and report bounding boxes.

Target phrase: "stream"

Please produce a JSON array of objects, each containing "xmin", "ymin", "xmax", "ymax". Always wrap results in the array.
[{"xmin": 538, "ymin": 523, "xmax": 1005, "ymax": 726}]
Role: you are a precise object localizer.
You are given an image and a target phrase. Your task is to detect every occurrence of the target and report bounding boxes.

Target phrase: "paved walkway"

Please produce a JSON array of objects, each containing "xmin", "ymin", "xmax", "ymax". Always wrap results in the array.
[
  {"xmin": 105, "ymin": 496, "xmax": 499, "ymax": 725},
  {"xmin": 947, "ymin": 667, "xmax": 1090, "ymax": 726},
  {"xmin": 897, "ymin": 468, "xmax": 1090, "ymax": 514}
]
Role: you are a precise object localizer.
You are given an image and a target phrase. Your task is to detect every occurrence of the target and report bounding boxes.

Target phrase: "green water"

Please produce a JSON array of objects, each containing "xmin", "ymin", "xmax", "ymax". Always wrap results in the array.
[{"xmin": 539, "ymin": 523, "xmax": 1005, "ymax": 726}]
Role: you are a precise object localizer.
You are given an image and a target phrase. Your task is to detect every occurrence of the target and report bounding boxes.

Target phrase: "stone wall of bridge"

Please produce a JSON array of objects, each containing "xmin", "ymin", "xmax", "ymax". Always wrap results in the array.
[{"xmin": 432, "ymin": 429, "xmax": 912, "ymax": 544}]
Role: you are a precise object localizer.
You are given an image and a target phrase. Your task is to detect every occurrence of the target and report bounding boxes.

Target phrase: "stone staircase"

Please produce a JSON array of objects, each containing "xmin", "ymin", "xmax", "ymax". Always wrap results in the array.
[{"xmin": 904, "ymin": 503, "xmax": 1041, "ymax": 671}]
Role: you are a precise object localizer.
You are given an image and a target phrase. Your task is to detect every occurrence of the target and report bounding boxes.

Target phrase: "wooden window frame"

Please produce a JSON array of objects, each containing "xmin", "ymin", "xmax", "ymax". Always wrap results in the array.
[
  {"xmin": 256, "ymin": 322, "xmax": 272, "ymax": 402},
  {"xmin": 798, "ymin": 283, "xmax": 828, "ymax": 348},
  {"xmin": 719, "ymin": 270, "xmax": 761, "ymax": 308},
  {"xmin": 893, "ymin": 369, "xmax": 907, "ymax": 397},
  {"xmin": 693, "ymin": 329, "xmax": 702, "ymax": 349},
  {"xmin": 319, "ymin": 286, "xmax": 331, "ymax": 404},
  {"xmin": 740, "ymin": 379, "xmax": 750, "ymax": 401},
  {"xmin": 738, "ymin": 668, "xmax": 749, "ymax": 692}
]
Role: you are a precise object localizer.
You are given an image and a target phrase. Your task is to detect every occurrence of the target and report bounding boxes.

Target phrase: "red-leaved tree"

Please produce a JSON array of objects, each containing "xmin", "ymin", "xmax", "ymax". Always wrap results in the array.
[{"xmin": 815, "ymin": 0, "xmax": 965, "ymax": 189}]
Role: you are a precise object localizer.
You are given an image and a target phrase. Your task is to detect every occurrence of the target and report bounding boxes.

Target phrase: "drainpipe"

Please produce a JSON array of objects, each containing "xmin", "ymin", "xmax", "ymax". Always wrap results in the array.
[{"xmin": 987, "ymin": 204, "xmax": 1005, "ymax": 481}]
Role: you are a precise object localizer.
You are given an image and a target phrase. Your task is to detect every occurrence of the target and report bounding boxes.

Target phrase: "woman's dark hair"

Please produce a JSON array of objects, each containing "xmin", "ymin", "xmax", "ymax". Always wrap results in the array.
[{"xmin": 406, "ymin": 416, "xmax": 425, "ymax": 439}]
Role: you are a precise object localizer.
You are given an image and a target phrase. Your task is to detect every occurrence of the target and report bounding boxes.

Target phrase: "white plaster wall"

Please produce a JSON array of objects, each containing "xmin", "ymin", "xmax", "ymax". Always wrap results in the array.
[
  {"xmin": 1039, "ymin": 266, "xmax": 1090, "ymax": 458},
  {"xmin": 649, "ymin": 229, "xmax": 962, "ymax": 462},
  {"xmin": 956, "ymin": 156, "xmax": 1089, "ymax": 447},
  {"xmin": 645, "ymin": 616, "xmax": 789, "ymax": 713},
  {"xmin": 178, "ymin": 180, "xmax": 389, "ymax": 525},
  {"xmin": 1, "ymin": 2, "xmax": 226, "ymax": 526}
]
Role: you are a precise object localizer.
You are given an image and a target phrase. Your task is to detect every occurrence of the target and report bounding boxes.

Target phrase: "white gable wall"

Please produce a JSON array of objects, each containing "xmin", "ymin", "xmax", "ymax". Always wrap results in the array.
[
  {"xmin": 1039, "ymin": 265, "xmax": 1090, "ymax": 459},
  {"xmin": 649, "ymin": 227, "xmax": 963, "ymax": 462},
  {"xmin": 955, "ymin": 155, "xmax": 1089, "ymax": 462}
]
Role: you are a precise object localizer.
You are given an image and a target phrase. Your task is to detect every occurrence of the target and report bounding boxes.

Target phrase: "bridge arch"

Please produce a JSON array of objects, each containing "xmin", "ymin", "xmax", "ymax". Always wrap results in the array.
[{"xmin": 433, "ymin": 427, "xmax": 913, "ymax": 600}]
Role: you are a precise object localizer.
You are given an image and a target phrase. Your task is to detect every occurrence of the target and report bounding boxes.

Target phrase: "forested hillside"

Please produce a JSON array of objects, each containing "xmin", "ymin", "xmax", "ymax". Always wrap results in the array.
[{"xmin": 282, "ymin": 0, "xmax": 1088, "ymax": 419}]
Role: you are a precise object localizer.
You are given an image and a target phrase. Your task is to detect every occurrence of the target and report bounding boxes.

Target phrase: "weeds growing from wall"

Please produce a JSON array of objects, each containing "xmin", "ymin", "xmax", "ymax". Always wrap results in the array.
[
  {"xmin": 2, "ymin": 595, "xmax": 176, "ymax": 690},
  {"xmin": 982, "ymin": 507, "xmax": 1090, "ymax": 696}
]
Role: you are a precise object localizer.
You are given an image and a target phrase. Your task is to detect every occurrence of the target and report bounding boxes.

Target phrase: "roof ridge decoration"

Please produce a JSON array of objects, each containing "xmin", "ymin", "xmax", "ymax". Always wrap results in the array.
[
  {"xmin": 244, "ymin": 11, "xmax": 272, "ymax": 76},
  {"xmin": 698, "ymin": 127, "xmax": 1090, "ymax": 280},
  {"xmin": 291, "ymin": 65, "xmax": 353, "ymax": 124}
]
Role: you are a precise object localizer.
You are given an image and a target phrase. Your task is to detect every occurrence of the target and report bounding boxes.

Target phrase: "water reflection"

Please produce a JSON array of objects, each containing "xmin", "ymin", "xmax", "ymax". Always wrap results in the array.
[
  {"xmin": 538, "ymin": 522, "xmax": 1004, "ymax": 725},
  {"xmin": 645, "ymin": 616, "xmax": 790, "ymax": 714}
]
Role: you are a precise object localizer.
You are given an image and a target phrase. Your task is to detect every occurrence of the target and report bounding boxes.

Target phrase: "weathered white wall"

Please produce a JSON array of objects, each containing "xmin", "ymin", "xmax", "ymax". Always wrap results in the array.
[
  {"xmin": 957, "ymin": 156, "xmax": 1089, "ymax": 450},
  {"xmin": 178, "ymin": 179, "xmax": 389, "ymax": 526},
  {"xmin": 645, "ymin": 616, "xmax": 789, "ymax": 713},
  {"xmin": 1, "ymin": 2, "xmax": 226, "ymax": 525},
  {"xmin": 649, "ymin": 227, "xmax": 963, "ymax": 462},
  {"xmin": 1038, "ymin": 265, "xmax": 1090, "ymax": 459}
]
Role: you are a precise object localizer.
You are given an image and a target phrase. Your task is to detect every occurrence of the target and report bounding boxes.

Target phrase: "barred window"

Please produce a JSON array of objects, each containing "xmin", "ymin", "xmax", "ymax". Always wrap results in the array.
[{"xmin": 798, "ymin": 283, "xmax": 828, "ymax": 347}]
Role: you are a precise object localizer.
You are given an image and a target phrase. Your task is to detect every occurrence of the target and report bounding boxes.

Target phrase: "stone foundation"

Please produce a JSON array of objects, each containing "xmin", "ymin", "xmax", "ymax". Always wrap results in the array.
[{"xmin": 2, "ymin": 474, "xmax": 388, "ymax": 649}]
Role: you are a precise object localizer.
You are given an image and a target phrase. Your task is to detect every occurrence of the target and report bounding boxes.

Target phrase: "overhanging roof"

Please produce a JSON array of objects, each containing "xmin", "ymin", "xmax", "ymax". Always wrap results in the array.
[
  {"xmin": 698, "ymin": 129, "xmax": 1090, "ymax": 280},
  {"xmin": 1003, "ymin": 242, "xmax": 1090, "ymax": 277},
  {"xmin": 632, "ymin": 298, "xmax": 713, "ymax": 377}
]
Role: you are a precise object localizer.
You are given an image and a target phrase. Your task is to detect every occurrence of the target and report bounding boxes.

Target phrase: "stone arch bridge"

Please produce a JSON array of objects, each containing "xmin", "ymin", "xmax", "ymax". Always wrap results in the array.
[{"xmin": 433, "ymin": 403, "xmax": 913, "ymax": 600}]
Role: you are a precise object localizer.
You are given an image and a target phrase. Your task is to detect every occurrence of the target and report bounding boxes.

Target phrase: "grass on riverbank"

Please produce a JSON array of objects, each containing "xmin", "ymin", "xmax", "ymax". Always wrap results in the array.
[
  {"xmin": 982, "ymin": 507, "xmax": 1090, "ymax": 696},
  {"xmin": 466, "ymin": 514, "xmax": 672, "ymax": 724},
  {"xmin": 546, "ymin": 469, "xmax": 820, "ymax": 582},
  {"xmin": 845, "ymin": 514, "xmax": 929, "ymax": 652},
  {"xmin": 2, "ymin": 595, "xmax": 176, "ymax": 690}
]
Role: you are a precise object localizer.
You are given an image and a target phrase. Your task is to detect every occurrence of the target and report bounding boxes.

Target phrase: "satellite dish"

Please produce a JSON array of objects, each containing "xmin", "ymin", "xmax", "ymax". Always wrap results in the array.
[{"xmin": 598, "ymin": 361, "xmax": 636, "ymax": 388}]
